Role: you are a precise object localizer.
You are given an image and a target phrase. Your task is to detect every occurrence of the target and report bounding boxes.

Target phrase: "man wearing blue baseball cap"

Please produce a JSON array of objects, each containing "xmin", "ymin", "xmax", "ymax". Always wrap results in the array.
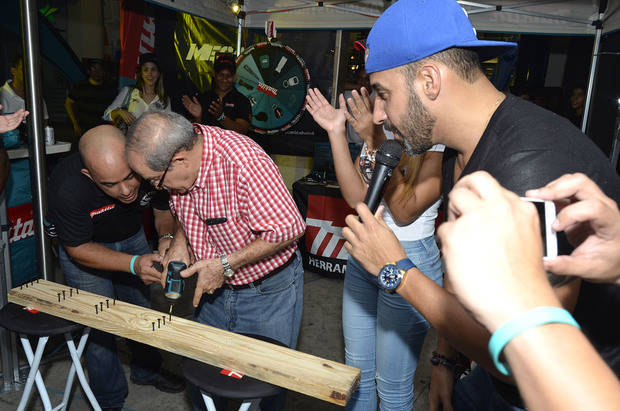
[{"xmin": 342, "ymin": 0, "xmax": 620, "ymax": 410}]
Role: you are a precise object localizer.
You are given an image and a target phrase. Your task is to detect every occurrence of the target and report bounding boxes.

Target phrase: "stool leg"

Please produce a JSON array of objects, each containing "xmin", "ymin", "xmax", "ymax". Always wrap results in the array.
[
  {"xmin": 63, "ymin": 328, "xmax": 101, "ymax": 411},
  {"xmin": 57, "ymin": 330, "xmax": 85, "ymax": 410},
  {"xmin": 17, "ymin": 335, "xmax": 53, "ymax": 411},
  {"xmin": 239, "ymin": 399, "xmax": 260, "ymax": 411},
  {"xmin": 201, "ymin": 391, "xmax": 218, "ymax": 411}
]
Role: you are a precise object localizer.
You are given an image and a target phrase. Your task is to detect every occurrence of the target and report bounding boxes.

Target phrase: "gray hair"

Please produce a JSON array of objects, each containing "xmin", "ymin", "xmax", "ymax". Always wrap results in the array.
[{"xmin": 126, "ymin": 109, "xmax": 198, "ymax": 171}]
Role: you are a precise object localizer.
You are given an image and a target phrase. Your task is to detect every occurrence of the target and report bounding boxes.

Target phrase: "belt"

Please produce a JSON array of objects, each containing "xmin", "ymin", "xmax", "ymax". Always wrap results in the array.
[{"xmin": 227, "ymin": 253, "xmax": 296, "ymax": 291}]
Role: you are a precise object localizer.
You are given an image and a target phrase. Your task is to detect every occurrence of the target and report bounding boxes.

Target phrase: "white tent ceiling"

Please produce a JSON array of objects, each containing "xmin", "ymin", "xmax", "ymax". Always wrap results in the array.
[{"xmin": 149, "ymin": 0, "xmax": 620, "ymax": 34}]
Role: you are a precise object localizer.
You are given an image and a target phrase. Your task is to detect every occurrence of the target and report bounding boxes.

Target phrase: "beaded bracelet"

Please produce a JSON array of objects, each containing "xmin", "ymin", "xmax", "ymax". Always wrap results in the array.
[{"xmin": 430, "ymin": 351, "xmax": 457, "ymax": 369}]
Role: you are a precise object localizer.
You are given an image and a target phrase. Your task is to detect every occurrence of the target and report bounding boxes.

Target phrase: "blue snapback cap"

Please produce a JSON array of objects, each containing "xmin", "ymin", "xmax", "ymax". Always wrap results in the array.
[{"xmin": 366, "ymin": 0, "xmax": 517, "ymax": 74}]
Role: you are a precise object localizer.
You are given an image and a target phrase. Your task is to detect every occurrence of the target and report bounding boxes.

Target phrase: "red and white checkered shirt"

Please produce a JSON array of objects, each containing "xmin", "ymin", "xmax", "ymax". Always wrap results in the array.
[{"xmin": 169, "ymin": 124, "xmax": 305, "ymax": 285}]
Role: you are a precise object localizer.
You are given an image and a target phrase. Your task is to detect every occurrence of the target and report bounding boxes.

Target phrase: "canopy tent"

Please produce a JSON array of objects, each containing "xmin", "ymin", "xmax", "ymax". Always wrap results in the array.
[
  {"xmin": 148, "ymin": 0, "xmax": 620, "ymax": 34},
  {"xmin": 2, "ymin": 0, "xmax": 617, "ymax": 393},
  {"xmin": 16, "ymin": 0, "xmax": 620, "ymax": 281},
  {"xmin": 149, "ymin": 0, "xmax": 618, "ymax": 131}
]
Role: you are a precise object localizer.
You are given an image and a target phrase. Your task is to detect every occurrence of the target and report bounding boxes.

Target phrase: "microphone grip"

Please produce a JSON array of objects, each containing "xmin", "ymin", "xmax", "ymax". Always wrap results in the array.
[{"xmin": 363, "ymin": 163, "xmax": 395, "ymax": 214}]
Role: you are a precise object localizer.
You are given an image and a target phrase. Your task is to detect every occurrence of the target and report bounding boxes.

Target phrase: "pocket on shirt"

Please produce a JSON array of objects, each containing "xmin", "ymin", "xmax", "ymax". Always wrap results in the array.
[{"xmin": 205, "ymin": 216, "xmax": 242, "ymax": 249}]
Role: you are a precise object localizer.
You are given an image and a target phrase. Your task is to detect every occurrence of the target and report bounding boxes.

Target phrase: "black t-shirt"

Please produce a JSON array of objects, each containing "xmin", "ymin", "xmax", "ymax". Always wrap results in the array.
[
  {"xmin": 68, "ymin": 80, "xmax": 117, "ymax": 132},
  {"xmin": 442, "ymin": 94, "xmax": 620, "ymax": 403},
  {"xmin": 197, "ymin": 87, "xmax": 252, "ymax": 126},
  {"xmin": 48, "ymin": 154, "xmax": 169, "ymax": 247}
]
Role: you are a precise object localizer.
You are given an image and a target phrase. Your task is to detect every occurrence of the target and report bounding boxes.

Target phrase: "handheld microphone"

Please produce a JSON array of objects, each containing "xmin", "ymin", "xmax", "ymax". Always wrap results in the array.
[{"xmin": 363, "ymin": 140, "xmax": 403, "ymax": 213}]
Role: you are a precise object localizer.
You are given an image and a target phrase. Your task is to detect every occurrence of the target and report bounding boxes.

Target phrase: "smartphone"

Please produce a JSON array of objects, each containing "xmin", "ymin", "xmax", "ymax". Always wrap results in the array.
[{"xmin": 521, "ymin": 198, "xmax": 558, "ymax": 259}]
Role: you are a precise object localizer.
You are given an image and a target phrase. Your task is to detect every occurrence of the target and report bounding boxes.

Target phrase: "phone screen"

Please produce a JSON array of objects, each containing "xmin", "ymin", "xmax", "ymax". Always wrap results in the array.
[{"xmin": 532, "ymin": 201, "xmax": 548, "ymax": 256}]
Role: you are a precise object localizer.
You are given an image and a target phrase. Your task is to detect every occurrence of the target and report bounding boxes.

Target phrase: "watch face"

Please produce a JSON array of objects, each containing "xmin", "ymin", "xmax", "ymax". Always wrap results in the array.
[
  {"xmin": 379, "ymin": 264, "xmax": 403, "ymax": 291},
  {"xmin": 224, "ymin": 268, "xmax": 235, "ymax": 278}
]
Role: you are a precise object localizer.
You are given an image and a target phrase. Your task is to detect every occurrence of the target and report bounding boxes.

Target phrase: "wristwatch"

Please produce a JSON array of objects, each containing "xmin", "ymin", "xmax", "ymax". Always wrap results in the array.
[
  {"xmin": 377, "ymin": 258, "xmax": 416, "ymax": 292},
  {"xmin": 220, "ymin": 254, "xmax": 235, "ymax": 279}
]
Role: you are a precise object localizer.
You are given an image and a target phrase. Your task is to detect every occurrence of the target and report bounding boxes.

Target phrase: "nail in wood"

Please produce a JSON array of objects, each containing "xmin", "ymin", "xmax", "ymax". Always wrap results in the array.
[
  {"xmin": 58, "ymin": 293, "xmax": 61, "ymax": 302},
  {"xmin": 70, "ymin": 289, "xmax": 73, "ymax": 297},
  {"xmin": 100, "ymin": 302, "xmax": 103, "ymax": 311},
  {"xmin": 76, "ymin": 289, "xmax": 79, "ymax": 294},
  {"xmin": 95, "ymin": 305, "xmax": 98, "ymax": 314},
  {"xmin": 152, "ymin": 322, "xmax": 155, "ymax": 331},
  {"xmin": 158, "ymin": 318, "xmax": 161, "ymax": 328},
  {"xmin": 162, "ymin": 316, "xmax": 166, "ymax": 325},
  {"xmin": 62, "ymin": 290, "xmax": 66, "ymax": 300},
  {"xmin": 106, "ymin": 299, "xmax": 109, "ymax": 308}
]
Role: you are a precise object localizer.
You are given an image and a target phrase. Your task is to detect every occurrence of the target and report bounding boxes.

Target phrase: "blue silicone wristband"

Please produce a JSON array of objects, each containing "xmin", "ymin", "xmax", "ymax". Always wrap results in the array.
[
  {"xmin": 130, "ymin": 255, "xmax": 139, "ymax": 275},
  {"xmin": 489, "ymin": 306, "xmax": 580, "ymax": 376}
]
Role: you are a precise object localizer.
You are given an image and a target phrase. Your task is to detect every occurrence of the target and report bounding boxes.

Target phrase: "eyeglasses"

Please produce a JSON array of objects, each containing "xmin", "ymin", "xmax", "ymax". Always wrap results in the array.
[{"xmin": 155, "ymin": 156, "xmax": 173, "ymax": 190}]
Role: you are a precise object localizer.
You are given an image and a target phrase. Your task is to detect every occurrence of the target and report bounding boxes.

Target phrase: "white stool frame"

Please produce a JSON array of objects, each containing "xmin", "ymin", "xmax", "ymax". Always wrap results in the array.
[
  {"xmin": 201, "ymin": 391, "xmax": 261, "ymax": 411},
  {"xmin": 16, "ymin": 327, "xmax": 100, "ymax": 411}
]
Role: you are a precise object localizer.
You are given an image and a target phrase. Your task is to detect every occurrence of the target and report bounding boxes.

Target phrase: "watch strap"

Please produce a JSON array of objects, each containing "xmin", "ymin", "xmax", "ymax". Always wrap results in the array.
[
  {"xmin": 220, "ymin": 254, "xmax": 232, "ymax": 271},
  {"xmin": 396, "ymin": 258, "xmax": 416, "ymax": 272}
]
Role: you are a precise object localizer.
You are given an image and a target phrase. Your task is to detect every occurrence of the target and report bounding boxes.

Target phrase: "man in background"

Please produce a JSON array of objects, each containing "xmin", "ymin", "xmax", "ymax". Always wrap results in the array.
[
  {"xmin": 65, "ymin": 59, "xmax": 116, "ymax": 139},
  {"xmin": 0, "ymin": 54, "xmax": 49, "ymax": 126},
  {"xmin": 182, "ymin": 53, "xmax": 251, "ymax": 135}
]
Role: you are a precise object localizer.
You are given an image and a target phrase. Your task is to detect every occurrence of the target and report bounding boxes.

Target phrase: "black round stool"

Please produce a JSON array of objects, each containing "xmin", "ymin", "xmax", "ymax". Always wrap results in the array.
[
  {"xmin": 182, "ymin": 333, "xmax": 285, "ymax": 411},
  {"xmin": 0, "ymin": 302, "xmax": 101, "ymax": 411}
]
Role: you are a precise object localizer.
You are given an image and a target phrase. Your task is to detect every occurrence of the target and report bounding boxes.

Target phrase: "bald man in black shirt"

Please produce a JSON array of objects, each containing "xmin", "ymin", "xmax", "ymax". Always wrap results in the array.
[{"xmin": 48, "ymin": 125, "xmax": 184, "ymax": 410}]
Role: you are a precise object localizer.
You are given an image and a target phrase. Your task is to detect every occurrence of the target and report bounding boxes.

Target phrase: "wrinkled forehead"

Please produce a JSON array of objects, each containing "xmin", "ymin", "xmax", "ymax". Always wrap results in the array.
[{"xmin": 89, "ymin": 158, "xmax": 133, "ymax": 184}]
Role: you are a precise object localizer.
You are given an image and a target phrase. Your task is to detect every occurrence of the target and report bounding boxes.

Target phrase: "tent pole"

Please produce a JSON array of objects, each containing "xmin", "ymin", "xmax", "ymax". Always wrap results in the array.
[
  {"xmin": 236, "ymin": 1, "xmax": 245, "ymax": 56},
  {"xmin": 331, "ymin": 30, "xmax": 342, "ymax": 107},
  {"xmin": 582, "ymin": 5, "xmax": 606, "ymax": 133},
  {"xmin": 20, "ymin": 0, "xmax": 53, "ymax": 280},
  {"xmin": 236, "ymin": 19, "xmax": 242, "ymax": 56}
]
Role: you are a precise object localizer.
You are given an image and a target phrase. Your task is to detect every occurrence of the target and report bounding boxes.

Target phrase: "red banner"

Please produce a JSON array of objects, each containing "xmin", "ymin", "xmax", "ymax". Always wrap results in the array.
[
  {"xmin": 120, "ymin": 0, "xmax": 155, "ymax": 81},
  {"xmin": 8, "ymin": 202, "xmax": 34, "ymax": 244},
  {"xmin": 303, "ymin": 194, "xmax": 354, "ymax": 276}
]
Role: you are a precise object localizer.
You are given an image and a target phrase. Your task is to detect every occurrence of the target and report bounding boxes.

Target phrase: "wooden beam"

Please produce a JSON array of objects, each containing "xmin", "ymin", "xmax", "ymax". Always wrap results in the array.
[{"xmin": 8, "ymin": 280, "xmax": 360, "ymax": 406}]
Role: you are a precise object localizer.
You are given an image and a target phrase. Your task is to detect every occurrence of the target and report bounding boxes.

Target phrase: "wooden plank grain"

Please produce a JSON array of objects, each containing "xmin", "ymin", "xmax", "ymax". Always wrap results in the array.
[{"xmin": 8, "ymin": 280, "xmax": 360, "ymax": 406}]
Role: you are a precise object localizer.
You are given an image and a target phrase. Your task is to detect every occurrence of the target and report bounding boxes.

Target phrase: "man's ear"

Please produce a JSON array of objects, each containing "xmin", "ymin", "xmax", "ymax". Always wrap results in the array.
[
  {"xmin": 170, "ymin": 151, "xmax": 188, "ymax": 169},
  {"xmin": 417, "ymin": 63, "xmax": 442, "ymax": 101},
  {"xmin": 80, "ymin": 168, "xmax": 94, "ymax": 182}
]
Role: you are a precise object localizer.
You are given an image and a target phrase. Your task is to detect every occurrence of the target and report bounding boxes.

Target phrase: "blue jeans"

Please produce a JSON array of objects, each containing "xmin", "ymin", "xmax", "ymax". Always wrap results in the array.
[
  {"xmin": 453, "ymin": 366, "xmax": 525, "ymax": 411},
  {"xmin": 59, "ymin": 229, "xmax": 162, "ymax": 408},
  {"xmin": 192, "ymin": 250, "xmax": 304, "ymax": 410},
  {"xmin": 343, "ymin": 235, "xmax": 443, "ymax": 411}
]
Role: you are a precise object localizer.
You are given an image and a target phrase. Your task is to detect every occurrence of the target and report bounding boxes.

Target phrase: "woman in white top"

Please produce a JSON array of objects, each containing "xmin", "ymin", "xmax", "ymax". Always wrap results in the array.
[
  {"xmin": 104, "ymin": 53, "xmax": 170, "ymax": 129},
  {"xmin": 306, "ymin": 87, "xmax": 443, "ymax": 411}
]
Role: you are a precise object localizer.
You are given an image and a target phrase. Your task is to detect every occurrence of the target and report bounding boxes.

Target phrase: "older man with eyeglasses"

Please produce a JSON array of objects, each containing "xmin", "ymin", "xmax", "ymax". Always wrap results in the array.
[{"xmin": 126, "ymin": 110, "xmax": 305, "ymax": 410}]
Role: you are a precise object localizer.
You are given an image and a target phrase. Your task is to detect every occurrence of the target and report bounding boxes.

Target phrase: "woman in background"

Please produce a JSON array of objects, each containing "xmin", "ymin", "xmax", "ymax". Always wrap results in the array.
[
  {"xmin": 104, "ymin": 53, "xmax": 170, "ymax": 131},
  {"xmin": 306, "ymin": 86, "xmax": 444, "ymax": 411}
]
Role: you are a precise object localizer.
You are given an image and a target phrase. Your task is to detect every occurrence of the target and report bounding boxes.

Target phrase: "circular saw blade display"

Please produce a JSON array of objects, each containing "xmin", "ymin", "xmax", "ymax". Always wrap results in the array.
[{"xmin": 235, "ymin": 42, "xmax": 310, "ymax": 135}]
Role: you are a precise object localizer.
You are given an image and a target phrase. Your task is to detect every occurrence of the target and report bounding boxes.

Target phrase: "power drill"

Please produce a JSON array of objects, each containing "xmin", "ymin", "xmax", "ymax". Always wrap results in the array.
[{"xmin": 154, "ymin": 261, "xmax": 187, "ymax": 315}]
